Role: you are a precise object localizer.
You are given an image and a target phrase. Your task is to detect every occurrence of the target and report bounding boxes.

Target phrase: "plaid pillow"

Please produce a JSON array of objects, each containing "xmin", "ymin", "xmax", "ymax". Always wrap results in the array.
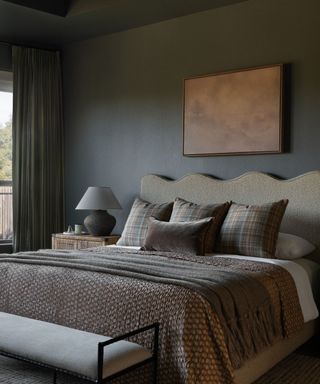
[
  {"xmin": 117, "ymin": 198, "xmax": 173, "ymax": 246},
  {"xmin": 169, "ymin": 198, "xmax": 231, "ymax": 253},
  {"xmin": 216, "ymin": 200, "xmax": 289, "ymax": 258}
]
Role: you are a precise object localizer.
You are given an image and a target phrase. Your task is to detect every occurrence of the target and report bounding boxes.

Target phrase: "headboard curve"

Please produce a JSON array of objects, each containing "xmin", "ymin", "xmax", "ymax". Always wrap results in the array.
[{"xmin": 141, "ymin": 171, "xmax": 320, "ymax": 253}]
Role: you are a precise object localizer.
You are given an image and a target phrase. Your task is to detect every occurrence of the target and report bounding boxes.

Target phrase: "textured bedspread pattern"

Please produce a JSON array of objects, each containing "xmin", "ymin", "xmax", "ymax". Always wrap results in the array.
[{"xmin": 0, "ymin": 248, "xmax": 304, "ymax": 384}]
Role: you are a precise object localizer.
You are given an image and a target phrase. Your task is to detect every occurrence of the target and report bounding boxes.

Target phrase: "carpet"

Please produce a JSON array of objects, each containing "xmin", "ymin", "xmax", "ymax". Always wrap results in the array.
[
  {"xmin": 0, "ymin": 356, "xmax": 84, "ymax": 383},
  {"xmin": 0, "ymin": 339, "xmax": 319, "ymax": 383},
  {"xmin": 254, "ymin": 337, "xmax": 320, "ymax": 384}
]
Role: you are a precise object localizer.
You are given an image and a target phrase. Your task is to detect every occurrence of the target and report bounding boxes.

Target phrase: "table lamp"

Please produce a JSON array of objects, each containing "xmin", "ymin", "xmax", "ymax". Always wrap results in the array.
[{"xmin": 76, "ymin": 187, "xmax": 121, "ymax": 236}]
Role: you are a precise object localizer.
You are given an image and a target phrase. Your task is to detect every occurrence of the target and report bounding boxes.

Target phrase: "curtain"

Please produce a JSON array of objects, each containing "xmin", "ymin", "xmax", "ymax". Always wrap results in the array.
[{"xmin": 12, "ymin": 46, "xmax": 64, "ymax": 252}]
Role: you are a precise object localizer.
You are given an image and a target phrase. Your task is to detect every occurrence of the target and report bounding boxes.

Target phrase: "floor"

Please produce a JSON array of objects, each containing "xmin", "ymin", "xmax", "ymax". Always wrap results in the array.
[{"xmin": 254, "ymin": 337, "xmax": 320, "ymax": 384}]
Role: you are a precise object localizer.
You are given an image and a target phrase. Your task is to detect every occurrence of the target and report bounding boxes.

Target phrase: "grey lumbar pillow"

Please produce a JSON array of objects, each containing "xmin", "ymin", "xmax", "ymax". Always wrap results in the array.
[
  {"xmin": 275, "ymin": 233, "xmax": 315, "ymax": 260},
  {"xmin": 117, "ymin": 198, "xmax": 173, "ymax": 247},
  {"xmin": 142, "ymin": 216, "xmax": 212, "ymax": 256}
]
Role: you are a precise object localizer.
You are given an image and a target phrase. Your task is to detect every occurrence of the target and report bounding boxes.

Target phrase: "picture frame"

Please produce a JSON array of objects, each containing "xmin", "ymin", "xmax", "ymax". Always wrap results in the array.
[{"xmin": 183, "ymin": 64, "xmax": 284, "ymax": 156}]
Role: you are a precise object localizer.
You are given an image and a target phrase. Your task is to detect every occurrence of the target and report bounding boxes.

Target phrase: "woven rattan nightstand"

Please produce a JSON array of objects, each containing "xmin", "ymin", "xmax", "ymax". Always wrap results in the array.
[{"xmin": 52, "ymin": 233, "xmax": 120, "ymax": 250}]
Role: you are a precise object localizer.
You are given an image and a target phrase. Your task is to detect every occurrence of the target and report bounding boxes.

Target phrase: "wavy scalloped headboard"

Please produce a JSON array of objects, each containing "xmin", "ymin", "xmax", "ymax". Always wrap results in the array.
[{"xmin": 141, "ymin": 171, "xmax": 320, "ymax": 253}]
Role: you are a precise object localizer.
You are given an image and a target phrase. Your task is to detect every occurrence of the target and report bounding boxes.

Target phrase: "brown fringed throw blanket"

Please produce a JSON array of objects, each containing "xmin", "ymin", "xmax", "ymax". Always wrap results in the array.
[{"xmin": 0, "ymin": 247, "xmax": 304, "ymax": 384}]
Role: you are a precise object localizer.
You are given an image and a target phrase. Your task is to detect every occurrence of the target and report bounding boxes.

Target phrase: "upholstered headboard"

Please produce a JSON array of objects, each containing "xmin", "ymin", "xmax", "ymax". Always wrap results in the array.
[{"xmin": 141, "ymin": 171, "xmax": 320, "ymax": 254}]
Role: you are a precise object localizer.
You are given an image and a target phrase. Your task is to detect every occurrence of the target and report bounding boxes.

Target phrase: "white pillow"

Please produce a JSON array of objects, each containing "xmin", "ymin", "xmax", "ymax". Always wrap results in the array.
[{"xmin": 275, "ymin": 233, "xmax": 315, "ymax": 260}]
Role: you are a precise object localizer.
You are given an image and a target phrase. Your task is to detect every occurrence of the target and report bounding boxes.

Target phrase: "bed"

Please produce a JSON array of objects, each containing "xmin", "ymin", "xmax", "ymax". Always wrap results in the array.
[
  {"xmin": 140, "ymin": 171, "xmax": 320, "ymax": 383},
  {"xmin": 1, "ymin": 171, "xmax": 320, "ymax": 384}
]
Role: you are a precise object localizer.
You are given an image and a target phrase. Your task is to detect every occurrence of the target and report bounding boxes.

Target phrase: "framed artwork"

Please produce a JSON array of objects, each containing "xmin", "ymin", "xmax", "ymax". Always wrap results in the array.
[{"xmin": 183, "ymin": 64, "xmax": 284, "ymax": 156}]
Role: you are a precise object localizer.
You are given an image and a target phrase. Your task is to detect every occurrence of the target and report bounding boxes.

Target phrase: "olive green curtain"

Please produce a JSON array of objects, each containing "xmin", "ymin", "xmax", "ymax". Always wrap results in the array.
[{"xmin": 12, "ymin": 46, "xmax": 64, "ymax": 252}]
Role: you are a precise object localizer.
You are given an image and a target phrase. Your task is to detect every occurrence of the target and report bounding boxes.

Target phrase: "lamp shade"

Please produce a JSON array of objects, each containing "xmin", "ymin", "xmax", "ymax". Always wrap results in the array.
[{"xmin": 76, "ymin": 187, "xmax": 121, "ymax": 210}]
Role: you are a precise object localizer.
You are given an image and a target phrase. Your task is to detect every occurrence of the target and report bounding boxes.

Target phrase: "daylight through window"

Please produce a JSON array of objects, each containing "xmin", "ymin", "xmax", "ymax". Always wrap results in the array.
[{"xmin": 0, "ymin": 70, "xmax": 12, "ymax": 241}]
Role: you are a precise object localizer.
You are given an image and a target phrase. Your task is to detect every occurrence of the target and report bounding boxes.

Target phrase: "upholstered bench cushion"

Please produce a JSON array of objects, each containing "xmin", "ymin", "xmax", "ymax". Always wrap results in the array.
[{"xmin": 0, "ymin": 312, "xmax": 151, "ymax": 380}]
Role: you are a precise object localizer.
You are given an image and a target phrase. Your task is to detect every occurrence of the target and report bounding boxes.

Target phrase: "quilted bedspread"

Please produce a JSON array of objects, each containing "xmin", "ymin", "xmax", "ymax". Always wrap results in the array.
[{"xmin": 0, "ymin": 247, "xmax": 304, "ymax": 384}]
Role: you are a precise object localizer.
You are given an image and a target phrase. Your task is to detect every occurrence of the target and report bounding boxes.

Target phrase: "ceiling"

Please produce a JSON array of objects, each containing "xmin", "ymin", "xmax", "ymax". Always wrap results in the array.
[
  {"xmin": 0, "ymin": 0, "xmax": 248, "ymax": 47},
  {"xmin": 3, "ymin": 0, "xmax": 70, "ymax": 16}
]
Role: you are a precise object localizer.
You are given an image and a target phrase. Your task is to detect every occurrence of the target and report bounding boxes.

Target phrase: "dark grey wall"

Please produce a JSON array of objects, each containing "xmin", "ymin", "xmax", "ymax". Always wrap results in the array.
[
  {"xmin": 0, "ymin": 43, "xmax": 12, "ymax": 70},
  {"xmin": 63, "ymin": 0, "xmax": 320, "ymax": 233}
]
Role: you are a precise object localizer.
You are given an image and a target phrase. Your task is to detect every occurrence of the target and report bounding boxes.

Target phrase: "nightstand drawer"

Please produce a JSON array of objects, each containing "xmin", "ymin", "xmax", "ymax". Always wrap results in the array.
[
  {"xmin": 52, "ymin": 234, "xmax": 120, "ymax": 250},
  {"xmin": 53, "ymin": 238, "xmax": 77, "ymax": 250},
  {"xmin": 78, "ymin": 240, "xmax": 101, "ymax": 249}
]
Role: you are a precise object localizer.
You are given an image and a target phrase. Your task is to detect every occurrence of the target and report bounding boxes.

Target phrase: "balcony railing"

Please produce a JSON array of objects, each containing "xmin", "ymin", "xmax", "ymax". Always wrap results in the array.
[{"xmin": 0, "ymin": 181, "xmax": 12, "ymax": 241}]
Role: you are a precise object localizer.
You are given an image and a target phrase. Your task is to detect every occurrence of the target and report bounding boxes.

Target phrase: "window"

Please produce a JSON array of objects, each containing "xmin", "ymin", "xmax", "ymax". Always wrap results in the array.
[{"xmin": 0, "ymin": 70, "xmax": 12, "ymax": 242}]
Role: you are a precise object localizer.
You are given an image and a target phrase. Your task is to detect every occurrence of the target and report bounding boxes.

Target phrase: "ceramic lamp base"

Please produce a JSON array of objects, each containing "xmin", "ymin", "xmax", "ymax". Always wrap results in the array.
[{"xmin": 84, "ymin": 210, "xmax": 116, "ymax": 236}]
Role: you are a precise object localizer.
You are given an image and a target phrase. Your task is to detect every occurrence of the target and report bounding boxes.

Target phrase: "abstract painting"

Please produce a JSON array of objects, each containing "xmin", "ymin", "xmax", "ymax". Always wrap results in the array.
[{"xmin": 183, "ymin": 64, "xmax": 283, "ymax": 156}]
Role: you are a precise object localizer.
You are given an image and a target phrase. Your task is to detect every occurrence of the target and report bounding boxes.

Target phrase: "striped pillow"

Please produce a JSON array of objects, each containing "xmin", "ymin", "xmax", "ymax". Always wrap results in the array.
[
  {"xmin": 169, "ymin": 198, "xmax": 231, "ymax": 253},
  {"xmin": 117, "ymin": 198, "xmax": 173, "ymax": 246},
  {"xmin": 216, "ymin": 200, "xmax": 289, "ymax": 258}
]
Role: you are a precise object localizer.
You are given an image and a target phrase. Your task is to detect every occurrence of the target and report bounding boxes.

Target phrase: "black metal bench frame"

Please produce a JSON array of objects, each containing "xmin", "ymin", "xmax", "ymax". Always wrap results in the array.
[{"xmin": 0, "ymin": 322, "xmax": 159, "ymax": 384}]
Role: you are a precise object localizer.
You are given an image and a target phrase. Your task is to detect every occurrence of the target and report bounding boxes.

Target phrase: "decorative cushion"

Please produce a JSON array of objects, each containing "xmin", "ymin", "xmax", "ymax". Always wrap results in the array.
[
  {"xmin": 275, "ymin": 232, "xmax": 315, "ymax": 260},
  {"xmin": 169, "ymin": 198, "xmax": 230, "ymax": 253},
  {"xmin": 216, "ymin": 200, "xmax": 289, "ymax": 258},
  {"xmin": 142, "ymin": 217, "xmax": 212, "ymax": 256},
  {"xmin": 117, "ymin": 198, "xmax": 173, "ymax": 246}
]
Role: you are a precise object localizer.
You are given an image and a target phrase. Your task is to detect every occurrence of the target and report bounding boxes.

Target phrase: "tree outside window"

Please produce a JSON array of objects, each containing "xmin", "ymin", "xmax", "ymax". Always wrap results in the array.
[{"xmin": 0, "ymin": 89, "xmax": 12, "ymax": 241}]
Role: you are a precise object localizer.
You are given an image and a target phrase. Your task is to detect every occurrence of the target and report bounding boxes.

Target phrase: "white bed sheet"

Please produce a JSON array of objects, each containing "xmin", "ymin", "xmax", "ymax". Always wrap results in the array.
[{"xmin": 109, "ymin": 245, "xmax": 319, "ymax": 323}]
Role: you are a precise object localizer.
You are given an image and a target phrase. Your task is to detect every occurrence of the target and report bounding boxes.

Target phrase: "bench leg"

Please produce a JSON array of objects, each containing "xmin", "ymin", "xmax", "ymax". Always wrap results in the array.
[
  {"xmin": 53, "ymin": 371, "xmax": 57, "ymax": 384},
  {"xmin": 152, "ymin": 358, "xmax": 157, "ymax": 384},
  {"xmin": 152, "ymin": 323, "xmax": 159, "ymax": 384}
]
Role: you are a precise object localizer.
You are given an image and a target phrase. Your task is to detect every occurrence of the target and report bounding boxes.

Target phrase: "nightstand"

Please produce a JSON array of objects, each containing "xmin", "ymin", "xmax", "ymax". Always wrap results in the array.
[{"xmin": 52, "ymin": 233, "xmax": 120, "ymax": 250}]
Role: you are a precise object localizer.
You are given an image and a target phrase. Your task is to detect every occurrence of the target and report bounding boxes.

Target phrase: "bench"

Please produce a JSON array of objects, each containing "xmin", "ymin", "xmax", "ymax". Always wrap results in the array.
[{"xmin": 0, "ymin": 312, "xmax": 159, "ymax": 383}]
